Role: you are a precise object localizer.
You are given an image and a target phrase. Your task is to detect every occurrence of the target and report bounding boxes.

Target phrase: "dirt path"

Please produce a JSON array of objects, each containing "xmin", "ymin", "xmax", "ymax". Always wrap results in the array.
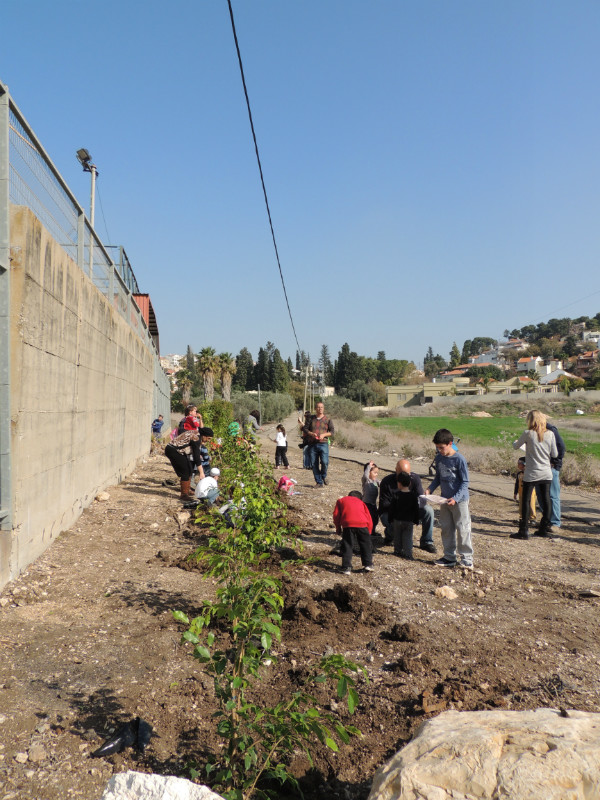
[{"xmin": 1, "ymin": 427, "xmax": 599, "ymax": 800}]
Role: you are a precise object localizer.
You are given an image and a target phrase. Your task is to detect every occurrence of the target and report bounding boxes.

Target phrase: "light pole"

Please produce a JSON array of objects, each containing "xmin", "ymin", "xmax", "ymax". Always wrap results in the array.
[
  {"xmin": 76, "ymin": 148, "xmax": 98, "ymax": 275},
  {"xmin": 76, "ymin": 148, "xmax": 98, "ymax": 226}
]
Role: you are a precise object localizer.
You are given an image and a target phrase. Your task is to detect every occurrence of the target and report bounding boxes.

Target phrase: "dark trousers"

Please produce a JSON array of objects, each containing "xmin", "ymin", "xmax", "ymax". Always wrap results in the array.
[
  {"xmin": 165, "ymin": 445, "xmax": 193, "ymax": 479},
  {"xmin": 275, "ymin": 445, "xmax": 289, "ymax": 467},
  {"xmin": 521, "ymin": 480, "xmax": 551, "ymax": 533},
  {"xmin": 341, "ymin": 527, "xmax": 372, "ymax": 569},
  {"xmin": 365, "ymin": 502, "xmax": 378, "ymax": 533}
]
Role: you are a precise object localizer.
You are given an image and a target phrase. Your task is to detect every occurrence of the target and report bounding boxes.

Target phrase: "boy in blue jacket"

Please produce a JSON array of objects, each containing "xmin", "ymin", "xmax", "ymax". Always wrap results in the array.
[{"xmin": 426, "ymin": 429, "xmax": 473, "ymax": 569}]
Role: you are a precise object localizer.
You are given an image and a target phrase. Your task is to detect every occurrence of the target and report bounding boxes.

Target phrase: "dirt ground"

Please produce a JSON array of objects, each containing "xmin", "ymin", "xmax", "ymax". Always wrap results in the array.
[{"xmin": 1, "ymin": 430, "xmax": 600, "ymax": 800}]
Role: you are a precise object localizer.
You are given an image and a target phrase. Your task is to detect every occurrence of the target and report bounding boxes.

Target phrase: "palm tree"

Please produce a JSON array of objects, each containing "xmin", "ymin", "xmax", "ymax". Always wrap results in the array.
[
  {"xmin": 219, "ymin": 352, "xmax": 236, "ymax": 402},
  {"xmin": 176, "ymin": 368, "xmax": 193, "ymax": 406},
  {"xmin": 197, "ymin": 347, "xmax": 219, "ymax": 402}
]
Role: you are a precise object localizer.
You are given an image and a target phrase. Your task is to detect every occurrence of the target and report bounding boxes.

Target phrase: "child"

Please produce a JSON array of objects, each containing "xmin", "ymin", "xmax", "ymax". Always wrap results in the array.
[
  {"xmin": 194, "ymin": 467, "xmax": 221, "ymax": 506},
  {"xmin": 426, "ymin": 428, "xmax": 473, "ymax": 569},
  {"xmin": 274, "ymin": 424, "xmax": 289, "ymax": 468},
  {"xmin": 362, "ymin": 461, "xmax": 380, "ymax": 533},
  {"xmin": 333, "ymin": 490, "xmax": 374, "ymax": 575},
  {"xmin": 388, "ymin": 469, "xmax": 420, "ymax": 560},
  {"xmin": 514, "ymin": 456, "xmax": 537, "ymax": 524}
]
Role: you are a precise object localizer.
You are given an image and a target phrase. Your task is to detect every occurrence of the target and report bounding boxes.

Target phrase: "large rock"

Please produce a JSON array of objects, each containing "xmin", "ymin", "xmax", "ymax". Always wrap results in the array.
[
  {"xmin": 100, "ymin": 771, "xmax": 225, "ymax": 800},
  {"xmin": 368, "ymin": 709, "xmax": 600, "ymax": 800}
]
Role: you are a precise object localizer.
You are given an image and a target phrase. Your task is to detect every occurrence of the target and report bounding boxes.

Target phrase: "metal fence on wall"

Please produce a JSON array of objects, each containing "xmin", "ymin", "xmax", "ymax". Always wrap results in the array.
[{"xmin": 0, "ymin": 80, "xmax": 170, "ymax": 530}]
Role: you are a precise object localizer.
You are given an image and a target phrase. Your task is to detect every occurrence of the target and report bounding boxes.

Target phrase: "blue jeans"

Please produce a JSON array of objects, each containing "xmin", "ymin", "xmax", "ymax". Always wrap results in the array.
[
  {"xmin": 310, "ymin": 442, "xmax": 329, "ymax": 484},
  {"xmin": 550, "ymin": 468, "xmax": 561, "ymax": 527},
  {"xmin": 381, "ymin": 504, "xmax": 434, "ymax": 546}
]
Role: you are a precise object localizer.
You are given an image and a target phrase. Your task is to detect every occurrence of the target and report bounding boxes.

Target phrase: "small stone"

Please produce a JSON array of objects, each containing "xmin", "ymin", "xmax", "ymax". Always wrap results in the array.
[
  {"xmin": 15, "ymin": 752, "xmax": 28, "ymax": 763},
  {"xmin": 95, "ymin": 492, "xmax": 110, "ymax": 502},
  {"xmin": 0, "ymin": 598, "xmax": 9, "ymax": 607},
  {"xmin": 435, "ymin": 585, "xmax": 458, "ymax": 600},
  {"xmin": 28, "ymin": 744, "xmax": 47, "ymax": 762}
]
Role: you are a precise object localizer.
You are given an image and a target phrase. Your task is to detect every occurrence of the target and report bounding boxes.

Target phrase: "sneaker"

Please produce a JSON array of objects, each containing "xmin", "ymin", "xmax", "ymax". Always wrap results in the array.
[
  {"xmin": 341, "ymin": 568, "xmax": 351, "ymax": 576},
  {"xmin": 434, "ymin": 558, "xmax": 456, "ymax": 568},
  {"xmin": 315, "ymin": 483, "xmax": 324, "ymax": 489},
  {"xmin": 323, "ymin": 479, "xmax": 329, "ymax": 486},
  {"xmin": 364, "ymin": 565, "xmax": 374, "ymax": 572},
  {"xmin": 420, "ymin": 543, "xmax": 437, "ymax": 554},
  {"xmin": 460, "ymin": 560, "xmax": 474, "ymax": 570}
]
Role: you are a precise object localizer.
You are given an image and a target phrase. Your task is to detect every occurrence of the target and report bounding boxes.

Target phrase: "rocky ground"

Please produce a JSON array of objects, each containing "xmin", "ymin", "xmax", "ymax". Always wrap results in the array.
[{"xmin": 1, "ymin": 425, "xmax": 599, "ymax": 800}]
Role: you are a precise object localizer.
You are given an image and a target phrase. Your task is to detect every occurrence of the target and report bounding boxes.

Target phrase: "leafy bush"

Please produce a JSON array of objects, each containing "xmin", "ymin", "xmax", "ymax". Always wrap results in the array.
[
  {"xmin": 231, "ymin": 391, "xmax": 295, "ymax": 424},
  {"xmin": 323, "ymin": 396, "xmax": 363, "ymax": 422},
  {"xmin": 174, "ymin": 430, "xmax": 365, "ymax": 799},
  {"xmin": 198, "ymin": 399, "xmax": 234, "ymax": 435}
]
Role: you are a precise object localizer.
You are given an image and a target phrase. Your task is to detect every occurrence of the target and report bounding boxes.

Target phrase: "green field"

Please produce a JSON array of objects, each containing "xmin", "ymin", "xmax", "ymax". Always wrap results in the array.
[{"xmin": 371, "ymin": 416, "xmax": 600, "ymax": 459}]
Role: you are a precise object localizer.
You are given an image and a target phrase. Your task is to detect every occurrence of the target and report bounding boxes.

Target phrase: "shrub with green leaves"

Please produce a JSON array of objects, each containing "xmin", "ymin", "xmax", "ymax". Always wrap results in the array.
[
  {"xmin": 173, "ymin": 424, "xmax": 366, "ymax": 799},
  {"xmin": 322, "ymin": 396, "xmax": 363, "ymax": 422}
]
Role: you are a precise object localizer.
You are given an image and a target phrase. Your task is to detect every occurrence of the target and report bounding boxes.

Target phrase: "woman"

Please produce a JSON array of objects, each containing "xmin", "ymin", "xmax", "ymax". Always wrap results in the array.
[
  {"xmin": 164, "ymin": 428, "xmax": 204, "ymax": 499},
  {"xmin": 511, "ymin": 410, "xmax": 557, "ymax": 539}
]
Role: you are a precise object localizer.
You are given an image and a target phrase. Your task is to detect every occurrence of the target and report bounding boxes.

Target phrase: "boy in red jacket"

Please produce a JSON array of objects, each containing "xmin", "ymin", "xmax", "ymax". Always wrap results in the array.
[{"xmin": 333, "ymin": 490, "xmax": 374, "ymax": 575}]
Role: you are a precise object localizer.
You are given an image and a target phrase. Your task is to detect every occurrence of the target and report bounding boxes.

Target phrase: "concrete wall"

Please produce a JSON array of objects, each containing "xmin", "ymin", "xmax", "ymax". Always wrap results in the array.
[{"xmin": 1, "ymin": 206, "xmax": 159, "ymax": 587}]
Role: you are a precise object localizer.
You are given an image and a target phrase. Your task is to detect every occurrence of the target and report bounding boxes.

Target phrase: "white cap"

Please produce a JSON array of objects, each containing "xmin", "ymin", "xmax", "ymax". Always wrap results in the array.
[{"xmin": 210, "ymin": 468, "xmax": 220, "ymax": 477}]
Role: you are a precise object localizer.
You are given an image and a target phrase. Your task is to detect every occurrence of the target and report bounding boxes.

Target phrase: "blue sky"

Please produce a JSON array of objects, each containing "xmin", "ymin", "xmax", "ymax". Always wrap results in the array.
[{"xmin": 3, "ymin": 1, "xmax": 600, "ymax": 368}]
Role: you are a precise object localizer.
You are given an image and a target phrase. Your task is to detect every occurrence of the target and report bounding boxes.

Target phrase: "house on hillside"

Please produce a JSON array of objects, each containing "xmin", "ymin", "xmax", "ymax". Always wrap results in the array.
[
  {"xmin": 574, "ymin": 350, "xmax": 600, "ymax": 380},
  {"xmin": 516, "ymin": 356, "xmax": 542, "ymax": 374}
]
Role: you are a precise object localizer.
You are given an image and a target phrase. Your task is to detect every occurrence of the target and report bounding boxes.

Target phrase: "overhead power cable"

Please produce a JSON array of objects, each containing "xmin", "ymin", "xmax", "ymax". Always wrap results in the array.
[{"xmin": 226, "ymin": 0, "xmax": 302, "ymax": 356}]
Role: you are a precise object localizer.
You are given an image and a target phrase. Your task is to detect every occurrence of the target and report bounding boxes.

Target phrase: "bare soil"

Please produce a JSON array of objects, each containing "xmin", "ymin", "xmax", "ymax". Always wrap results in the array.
[{"xmin": 1, "ymin": 433, "xmax": 600, "ymax": 800}]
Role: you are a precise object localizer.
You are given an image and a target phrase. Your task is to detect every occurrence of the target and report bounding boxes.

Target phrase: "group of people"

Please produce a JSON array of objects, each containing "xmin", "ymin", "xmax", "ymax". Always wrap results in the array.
[
  {"xmin": 158, "ymin": 401, "xmax": 566, "ymax": 577},
  {"xmin": 163, "ymin": 404, "xmax": 217, "ymax": 500},
  {"xmin": 333, "ymin": 410, "xmax": 565, "ymax": 576},
  {"xmin": 334, "ymin": 428, "xmax": 472, "ymax": 575}
]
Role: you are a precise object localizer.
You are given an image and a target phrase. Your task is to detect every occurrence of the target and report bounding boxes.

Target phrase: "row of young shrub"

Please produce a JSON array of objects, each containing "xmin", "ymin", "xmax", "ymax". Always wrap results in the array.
[{"xmin": 173, "ymin": 409, "xmax": 365, "ymax": 800}]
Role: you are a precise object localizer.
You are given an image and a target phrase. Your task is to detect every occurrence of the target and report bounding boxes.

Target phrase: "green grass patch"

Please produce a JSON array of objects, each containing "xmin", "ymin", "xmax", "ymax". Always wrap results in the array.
[{"xmin": 371, "ymin": 416, "xmax": 600, "ymax": 459}]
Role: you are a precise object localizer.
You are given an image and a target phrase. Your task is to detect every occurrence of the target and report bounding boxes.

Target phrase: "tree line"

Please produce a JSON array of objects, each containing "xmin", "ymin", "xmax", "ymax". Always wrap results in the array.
[{"xmin": 173, "ymin": 343, "xmax": 416, "ymax": 408}]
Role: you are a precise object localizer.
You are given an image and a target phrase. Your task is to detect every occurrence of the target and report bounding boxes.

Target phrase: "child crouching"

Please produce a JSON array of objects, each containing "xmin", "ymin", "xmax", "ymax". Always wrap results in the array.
[{"xmin": 333, "ymin": 490, "xmax": 374, "ymax": 575}]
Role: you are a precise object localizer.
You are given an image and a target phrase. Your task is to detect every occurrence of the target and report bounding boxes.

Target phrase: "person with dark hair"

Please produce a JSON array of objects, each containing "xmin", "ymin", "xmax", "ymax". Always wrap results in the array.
[
  {"xmin": 333, "ymin": 490, "xmax": 373, "ymax": 575},
  {"xmin": 197, "ymin": 427, "xmax": 214, "ymax": 478},
  {"xmin": 304, "ymin": 402, "xmax": 334, "ymax": 487},
  {"xmin": 379, "ymin": 460, "xmax": 436, "ymax": 554},
  {"xmin": 514, "ymin": 456, "xmax": 537, "ymax": 525},
  {"xmin": 177, "ymin": 405, "xmax": 203, "ymax": 435},
  {"xmin": 298, "ymin": 410, "xmax": 312, "ymax": 469},
  {"xmin": 387, "ymin": 469, "xmax": 420, "ymax": 560},
  {"xmin": 426, "ymin": 428, "xmax": 473, "ymax": 568},
  {"xmin": 245, "ymin": 410, "xmax": 261, "ymax": 442},
  {"xmin": 361, "ymin": 461, "xmax": 380, "ymax": 533},
  {"xmin": 151, "ymin": 415, "xmax": 164, "ymax": 436},
  {"xmin": 273, "ymin": 424, "xmax": 289, "ymax": 468},
  {"xmin": 545, "ymin": 418, "xmax": 565, "ymax": 530},
  {"xmin": 164, "ymin": 428, "xmax": 204, "ymax": 499}
]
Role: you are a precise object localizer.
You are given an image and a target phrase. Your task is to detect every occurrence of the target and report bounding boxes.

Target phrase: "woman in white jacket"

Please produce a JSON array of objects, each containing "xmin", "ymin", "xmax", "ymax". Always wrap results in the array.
[{"xmin": 511, "ymin": 410, "xmax": 557, "ymax": 540}]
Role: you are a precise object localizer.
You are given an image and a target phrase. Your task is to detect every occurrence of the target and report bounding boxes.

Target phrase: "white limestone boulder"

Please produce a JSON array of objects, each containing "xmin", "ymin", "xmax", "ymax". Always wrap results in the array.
[
  {"xmin": 368, "ymin": 708, "xmax": 600, "ymax": 800},
  {"xmin": 100, "ymin": 771, "xmax": 225, "ymax": 800}
]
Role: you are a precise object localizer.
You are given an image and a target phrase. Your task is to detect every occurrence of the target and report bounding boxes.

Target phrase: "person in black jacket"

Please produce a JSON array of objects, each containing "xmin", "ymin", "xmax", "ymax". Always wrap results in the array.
[
  {"xmin": 378, "ymin": 459, "xmax": 436, "ymax": 554},
  {"xmin": 545, "ymin": 419, "xmax": 565, "ymax": 530},
  {"xmin": 387, "ymin": 471, "xmax": 420, "ymax": 559}
]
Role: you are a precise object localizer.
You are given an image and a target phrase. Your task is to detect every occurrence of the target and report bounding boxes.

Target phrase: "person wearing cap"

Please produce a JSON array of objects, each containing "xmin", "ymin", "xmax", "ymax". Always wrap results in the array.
[{"xmin": 194, "ymin": 467, "xmax": 221, "ymax": 506}]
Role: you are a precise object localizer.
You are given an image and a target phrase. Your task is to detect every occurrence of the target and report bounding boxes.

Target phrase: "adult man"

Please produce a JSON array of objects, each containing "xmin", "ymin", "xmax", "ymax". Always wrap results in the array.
[
  {"xmin": 304, "ymin": 402, "xmax": 334, "ymax": 487},
  {"xmin": 378, "ymin": 459, "xmax": 436, "ymax": 553},
  {"xmin": 545, "ymin": 418, "xmax": 565, "ymax": 530}
]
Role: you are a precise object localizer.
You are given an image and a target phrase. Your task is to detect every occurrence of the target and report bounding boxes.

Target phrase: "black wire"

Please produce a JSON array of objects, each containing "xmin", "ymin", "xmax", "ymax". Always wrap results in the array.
[{"xmin": 226, "ymin": 0, "xmax": 302, "ymax": 355}]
